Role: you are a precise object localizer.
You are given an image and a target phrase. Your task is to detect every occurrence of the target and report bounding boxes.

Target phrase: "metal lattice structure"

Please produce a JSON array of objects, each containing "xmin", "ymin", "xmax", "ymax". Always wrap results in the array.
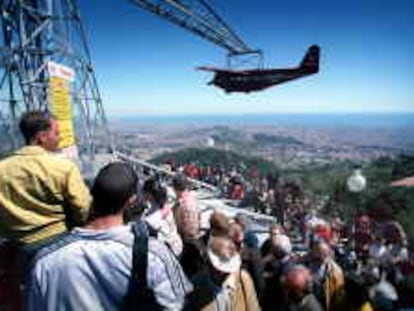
[
  {"xmin": 0, "ymin": 0, "xmax": 113, "ymax": 162},
  {"xmin": 0, "ymin": 0, "xmax": 264, "ymax": 171},
  {"xmin": 130, "ymin": 0, "xmax": 258, "ymax": 56},
  {"xmin": 0, "ymin": 0, "xmax": 279, "ymax": 250}
]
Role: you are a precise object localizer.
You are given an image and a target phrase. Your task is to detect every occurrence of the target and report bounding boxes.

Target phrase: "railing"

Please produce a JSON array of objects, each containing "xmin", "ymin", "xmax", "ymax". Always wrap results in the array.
[
  {"xmin": 115, "ymin": 150, "xmax": 219, "ymax": 192},
  {"xmin": 114, "ymin": 150, "xmax": 279, "ymax": 228}
]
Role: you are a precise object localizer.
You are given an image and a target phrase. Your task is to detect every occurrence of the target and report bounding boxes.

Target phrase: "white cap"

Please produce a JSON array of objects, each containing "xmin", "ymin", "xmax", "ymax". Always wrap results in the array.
[{"xmin": 272, "ymin": 234, "xmax": 292, "ymax": 254}]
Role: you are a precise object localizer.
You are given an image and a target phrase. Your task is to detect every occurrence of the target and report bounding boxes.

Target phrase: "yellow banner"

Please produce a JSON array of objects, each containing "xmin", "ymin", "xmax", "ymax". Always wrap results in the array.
[{"xmin": 48, "ymin": 76, "xmax": 75, "ymax": 148}]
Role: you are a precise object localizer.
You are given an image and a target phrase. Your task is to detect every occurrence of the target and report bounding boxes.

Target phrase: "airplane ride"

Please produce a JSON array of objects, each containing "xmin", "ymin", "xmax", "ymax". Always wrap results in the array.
[{"xmin": 198, "ymin": 45, "xmax": 320, "ymax": 93}]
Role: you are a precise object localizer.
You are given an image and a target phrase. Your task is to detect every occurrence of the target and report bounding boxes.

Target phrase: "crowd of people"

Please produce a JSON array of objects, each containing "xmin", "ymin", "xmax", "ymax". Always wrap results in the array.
[
  {"xmin": 0, "ymin": 110, "xmax": 413, "ymax": 311},
  {"xmin": 162, "ymin": 161, "xmax": 305, "ymax": 224}
]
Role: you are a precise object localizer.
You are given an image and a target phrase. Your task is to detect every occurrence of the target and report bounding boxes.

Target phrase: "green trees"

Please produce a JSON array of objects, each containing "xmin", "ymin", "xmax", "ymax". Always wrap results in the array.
[
  {"xmin": 151, "ymin": 147, "xmax": 279, "ymax": 176},
  {"xmin": 151, "ymin": 148, "xmax": 414, "ymax": 235},
  {"xmin": 302, "ymin": 156, "xmax": 414, "ymax": 234}
]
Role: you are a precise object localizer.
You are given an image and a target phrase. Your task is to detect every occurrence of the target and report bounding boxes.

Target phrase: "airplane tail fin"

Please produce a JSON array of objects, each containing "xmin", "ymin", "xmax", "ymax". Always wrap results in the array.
[{"xmin": 300, "ymin": 45, "xmax": 320, "ymax": 73}]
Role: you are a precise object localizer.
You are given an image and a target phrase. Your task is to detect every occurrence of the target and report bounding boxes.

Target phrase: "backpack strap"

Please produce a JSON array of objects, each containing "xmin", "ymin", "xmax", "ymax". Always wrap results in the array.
[{"xmin": 123, "ymin": 221, "xmax": 162, "ymax": 311}]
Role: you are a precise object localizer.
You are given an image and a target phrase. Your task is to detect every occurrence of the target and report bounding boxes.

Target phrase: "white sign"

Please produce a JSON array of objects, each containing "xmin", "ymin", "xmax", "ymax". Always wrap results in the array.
[{"xmin": 47, "ymin": 61, "xmax": 75, "ymax": 81}]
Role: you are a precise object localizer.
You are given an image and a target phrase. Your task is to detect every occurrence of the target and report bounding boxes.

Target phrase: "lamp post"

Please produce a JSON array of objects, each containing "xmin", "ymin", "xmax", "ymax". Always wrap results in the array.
[
  {"xmin": 347, "ymin": 169, "xmax": 367, "ymax": 259},
  {"xmin": 347, "ymin": 169, "xmax": 367, "ymax": 216}
]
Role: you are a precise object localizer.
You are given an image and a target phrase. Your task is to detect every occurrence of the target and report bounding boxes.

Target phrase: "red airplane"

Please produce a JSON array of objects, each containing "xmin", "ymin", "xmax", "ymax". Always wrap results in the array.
[{"xmin": 198, "ymin": 45, "xmax": 320, "ymax": 93}]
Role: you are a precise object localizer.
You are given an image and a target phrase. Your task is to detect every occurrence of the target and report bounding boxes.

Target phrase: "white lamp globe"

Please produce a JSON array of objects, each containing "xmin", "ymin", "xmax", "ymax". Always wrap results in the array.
[{"xmin": 347, "ymin": 169, "xmax": 367, "ymax": 193}]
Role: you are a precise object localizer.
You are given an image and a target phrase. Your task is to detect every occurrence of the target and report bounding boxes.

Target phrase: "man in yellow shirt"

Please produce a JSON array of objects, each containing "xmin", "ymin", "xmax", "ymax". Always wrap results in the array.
[{"xmin": 0, "ymin": 110, "xmax": 91, "ymax": 254}]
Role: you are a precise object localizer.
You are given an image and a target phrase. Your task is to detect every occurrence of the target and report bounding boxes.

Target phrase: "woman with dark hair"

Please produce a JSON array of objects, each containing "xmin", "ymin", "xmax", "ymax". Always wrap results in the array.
[{"xmin": 142, "ymin": 178, "xmax": 183, "ymax": 257}]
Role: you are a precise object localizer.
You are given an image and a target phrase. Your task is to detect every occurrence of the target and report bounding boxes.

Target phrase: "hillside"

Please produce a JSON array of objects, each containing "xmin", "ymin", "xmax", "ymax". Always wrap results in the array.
[
  {"xmin": 151, "ymin": 148, "xmax": 414, "ymax": 235},
  {"xmin": 151, "ymin": 147, "xmax": 279, "ymax": 175}
]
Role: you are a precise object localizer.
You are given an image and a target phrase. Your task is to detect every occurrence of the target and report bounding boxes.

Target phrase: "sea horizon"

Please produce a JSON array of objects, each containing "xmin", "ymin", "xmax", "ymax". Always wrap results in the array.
[{"xmin": 110, "ymin": 112, "xmax": 414, "ymax": 129}]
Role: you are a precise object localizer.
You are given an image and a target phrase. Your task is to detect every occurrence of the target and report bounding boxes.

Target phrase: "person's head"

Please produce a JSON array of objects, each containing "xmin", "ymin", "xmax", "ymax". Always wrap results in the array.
[
  {"xmin": 228, "ymin": 222, "xmax": 244, "ymax": 251},
  {"xmin": 311, "ymin": 240, "xmax": 332, "ymax": 264},
  {"xmin": 361, "ymin": 263, "xmax": 381, "ymax": 285},
  {"xmin": 271, "ymin": 234, "xmax": 292, "ymax": 259},
  {"xmin": 172, "ymin": 173, "xmax": 188, "ymax": 193},
  {"xmin": 244, "ymin": 231, "xmax": 259, "ymax": 249},
  {"xmin": 142, "ymin": 178, "xmax": 167, "ymax": 207},
  {"xmin": 269, "ymin": 224, "xmax": 285, "ymax": 237},
  {"xmin": 19, "ymin": 110, "xmax": 60, "ymax": 151},
  {"xmin": 234, "ymin": 213, "xmax": 250, "ymax": 231},
  {"xmin": 357, "ymin": 215, "xmax": 371, "ymax": 228},
  {"xmin": 374, "ymin": 235, "xmax": 385, "ymax": 244},
  {"xmin": 281, "ymin": 265, "xmax": 313, "ymax": 303},
  {"xmin": 210, "ymin": 211, "xmax": 230, "ymax": 237},
  {"xmin": 207, "ymin": 236, "xmax": 241, "ymax": 285},
  {"xmin": 91, "ymin": 162, "xmax": 138, "ymax": 218}
]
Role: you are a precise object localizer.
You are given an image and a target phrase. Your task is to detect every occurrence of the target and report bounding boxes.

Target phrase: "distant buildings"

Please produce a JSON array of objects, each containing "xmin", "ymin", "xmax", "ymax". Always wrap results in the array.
[{"xmin": 204, "ymin": 137, "xmax": 215, "ymax": 147}]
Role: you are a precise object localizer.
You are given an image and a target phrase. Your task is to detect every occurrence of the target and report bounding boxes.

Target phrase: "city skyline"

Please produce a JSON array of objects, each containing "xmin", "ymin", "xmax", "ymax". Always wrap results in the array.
[{"xmin": 79, "ymin": 0, "xmax": 414, "ymax": 116}]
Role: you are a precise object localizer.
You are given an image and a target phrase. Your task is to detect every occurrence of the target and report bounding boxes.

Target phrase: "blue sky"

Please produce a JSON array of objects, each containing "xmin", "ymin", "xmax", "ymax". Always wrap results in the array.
[{"xmin": 79, "ymin": 0, "xmax": 414, "ymax": 116}]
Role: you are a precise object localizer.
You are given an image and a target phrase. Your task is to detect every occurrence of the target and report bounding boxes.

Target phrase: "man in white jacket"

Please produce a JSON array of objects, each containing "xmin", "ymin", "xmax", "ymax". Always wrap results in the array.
[{"xmin": 27, "ymin": 162, "xmax": 192, "ymax": 311}]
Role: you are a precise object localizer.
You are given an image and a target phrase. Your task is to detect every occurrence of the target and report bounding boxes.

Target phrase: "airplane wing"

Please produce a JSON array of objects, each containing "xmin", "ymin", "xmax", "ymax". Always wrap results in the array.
[
  {"xmin": 197, "ymin": 66, "xmax": 224, "ymax": 72},
  {"xmin": 198, "ymin": 45, "xmax": 319, "ymax": 75},
  {"xmin": 197, "ymin": 65, "xmax": 290, "ymax": 76},
  {"xmin": 198, "ymin": 45, "xmax": 320, "ymax": 93},
  {"xmin": 197, "ymin": 66, "xmax": 251, "ymax": 75}
]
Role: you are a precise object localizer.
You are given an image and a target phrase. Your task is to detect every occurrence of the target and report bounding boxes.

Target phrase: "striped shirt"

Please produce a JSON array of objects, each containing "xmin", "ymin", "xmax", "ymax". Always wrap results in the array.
[
  {"xmin": 28, "ymin": 224, "xmax": 192, "ymax": 311},
  {"xmin": 174, "ymin": 190, "xmax": 201, "ymax": 239}
]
